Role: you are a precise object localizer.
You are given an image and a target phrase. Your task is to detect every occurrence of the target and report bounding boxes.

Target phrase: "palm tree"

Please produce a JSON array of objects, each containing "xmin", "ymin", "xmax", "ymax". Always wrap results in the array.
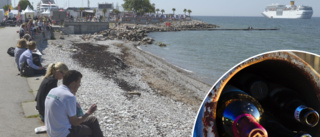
[
  {"xmin": 156, "ymin": 8, "xmax": 160, "ymax": 15},
  {"xmin": 187, "ymin": 9, "xmax": 192, "ymax": 17},
  {"xmin": 103, "ymin": 8, "xmax": 107, "ymax": 19},
  {"xmin": 161, "ymin": 9, "xmax": 165, "ymax": 15},
  {"xmin": 172, "ymin": 8, "xmax": 176, "ymax": 15},
  {"xmin": 152, "ymin": 3, "xmax": 155, "ymax": 13},
  {"xmin": 183, "ymin": 9, "xmax": 187, "ymax": 16}
]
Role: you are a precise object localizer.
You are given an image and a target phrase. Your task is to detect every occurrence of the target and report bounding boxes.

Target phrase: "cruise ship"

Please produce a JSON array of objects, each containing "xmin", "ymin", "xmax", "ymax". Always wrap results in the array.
[
  {"xmin": 262, "ymin": 1, "xmax": 313, "ymax": 19},
  {"xmin": 38, "ymin": 0, "xmax": 59, "ymax": 12}
]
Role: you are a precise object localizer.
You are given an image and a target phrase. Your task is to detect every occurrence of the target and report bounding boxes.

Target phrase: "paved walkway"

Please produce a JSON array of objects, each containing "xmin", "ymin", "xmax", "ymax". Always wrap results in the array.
[{"xmin": 0, "ymin": 26, "xmax": 47, "ymax": 137}]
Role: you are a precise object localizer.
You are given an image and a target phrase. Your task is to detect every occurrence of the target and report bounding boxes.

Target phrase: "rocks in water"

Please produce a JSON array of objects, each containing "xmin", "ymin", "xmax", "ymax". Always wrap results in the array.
[
  {"xmin": 156, "ymin": 42, "xmax": 167, "ymax": 47},
  {"xmin": 141, "ymin": 37, "xmax": 154, "ymax": 44},
  {"xmin": 77, "ymin": 20, "xmax": 218, "ymax": 46}
]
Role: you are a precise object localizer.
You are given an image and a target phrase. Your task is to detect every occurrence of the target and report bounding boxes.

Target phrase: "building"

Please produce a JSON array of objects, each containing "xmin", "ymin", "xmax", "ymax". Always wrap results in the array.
[
  {"xmin": 66, "ymin": 7, "xmax": 96, "ymax": 19},
  {"xmin": 65, "ymin": 3, "xmax": 114, "ymax": 20},
  {"xmin": 96, "ymin": 3, "xmax": 113, "ymax": 19},
  {"xmin": 0, "ymin": 0, "xmax": 12, "ymax": 9}
]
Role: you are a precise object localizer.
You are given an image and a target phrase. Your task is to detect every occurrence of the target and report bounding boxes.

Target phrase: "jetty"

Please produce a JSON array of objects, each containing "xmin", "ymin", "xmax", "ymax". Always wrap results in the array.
[{"xmin": 183, "ymin": 28, "xmax": 279, "ymax": 31}]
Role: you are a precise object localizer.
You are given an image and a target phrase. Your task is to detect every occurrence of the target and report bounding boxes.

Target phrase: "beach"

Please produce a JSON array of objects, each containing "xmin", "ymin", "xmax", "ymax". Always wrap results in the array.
[{"xmin": 39, "ymin": 24, "xmax": 211, "ymax": 136}]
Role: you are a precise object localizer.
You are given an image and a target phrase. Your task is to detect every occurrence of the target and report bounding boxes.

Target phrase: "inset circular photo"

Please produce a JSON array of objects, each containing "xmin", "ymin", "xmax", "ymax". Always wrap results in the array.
[{"xmin": 193, "ymin": 50, "xmax": 320, "ymax": 137}]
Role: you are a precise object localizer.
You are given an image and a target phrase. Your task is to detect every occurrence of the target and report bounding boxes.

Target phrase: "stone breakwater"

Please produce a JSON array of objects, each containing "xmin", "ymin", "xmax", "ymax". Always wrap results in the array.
[
  {"xmin": 42, "ymin": 27, "xmax": 211, "ymax": 136},
  {"xmin": 77, "ymin": 20, "xmax": 219, "ymax": 46}
]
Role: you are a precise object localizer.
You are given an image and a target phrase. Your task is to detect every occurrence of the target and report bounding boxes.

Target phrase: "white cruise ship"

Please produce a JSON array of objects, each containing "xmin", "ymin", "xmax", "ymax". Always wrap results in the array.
[
  {"xmin": 38, "ymin": 0, "xmax": 59, "ymax": 12},
  {"xmin": 262, "ymin": 1, "xmax": 313, "ymax": 19}
]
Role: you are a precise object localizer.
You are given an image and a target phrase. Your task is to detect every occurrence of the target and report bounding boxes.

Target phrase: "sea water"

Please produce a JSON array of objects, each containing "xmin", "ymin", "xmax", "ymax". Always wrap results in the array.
[{"xmin": 139, "ymin": 16, "xmax": 320, "ymax": 86}]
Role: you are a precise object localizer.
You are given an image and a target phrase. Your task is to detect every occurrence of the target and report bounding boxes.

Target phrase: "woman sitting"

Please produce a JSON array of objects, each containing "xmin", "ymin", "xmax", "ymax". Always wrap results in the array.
[
  {"xmin": 35, "ymin": 62, "xmax": 68, "ymax": 121},
  {"xmin": 14, "ymin": 39, "xmax": 28, "ymax": 71},
  {"xmin": 18, "ymin": 41, "xmax": 46, "ymax": 76}
]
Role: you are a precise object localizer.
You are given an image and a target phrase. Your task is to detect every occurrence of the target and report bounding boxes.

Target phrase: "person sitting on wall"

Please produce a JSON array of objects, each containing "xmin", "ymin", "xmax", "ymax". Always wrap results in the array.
[
  {"xmin": 22, "ymin": 34, "xmax": 32, "ymax": 41},
  {"xmin": 14, "ymin": 39, "xmax": 28, "ymax": 71},
  {"xmin": 35, "ymin": 62, "xmax": 69, "ymax": 122},
  {"xmin": 45, "ymin": 70, "xmax": 104, "ymax": 137},
  {"xmin": 19, "ymin": 23, "xmax": 27, "ymax": 39},
  {"xmin": 18, "ymin": 41, "xmax": 46, "ymax": 76},
  {"xmin": 27, "ymin": 19, "xmax": 34, "ymax": 37}
]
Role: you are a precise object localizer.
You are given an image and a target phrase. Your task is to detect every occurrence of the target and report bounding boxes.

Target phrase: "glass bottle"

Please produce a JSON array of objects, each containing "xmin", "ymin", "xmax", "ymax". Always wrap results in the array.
[
  {"xmin": 269, "ymin": 86, "xmax": 319, "ymax": 127},
  {"xmin": 216, "ymin": 85, "xmax": 268, "ymax": 137}
]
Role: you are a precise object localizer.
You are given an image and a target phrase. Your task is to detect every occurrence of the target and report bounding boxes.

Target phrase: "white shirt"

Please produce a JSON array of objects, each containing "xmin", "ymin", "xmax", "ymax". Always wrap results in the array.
[{"xmin": 45, "ymin": 85, "xmax": 77, "ymax": 137}]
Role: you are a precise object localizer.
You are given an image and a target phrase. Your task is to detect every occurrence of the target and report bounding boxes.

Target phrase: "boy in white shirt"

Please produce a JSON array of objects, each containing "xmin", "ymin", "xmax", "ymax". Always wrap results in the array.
[{"xmin": 45, "ymin": 70, "xmax": 103, "ymax": 137}]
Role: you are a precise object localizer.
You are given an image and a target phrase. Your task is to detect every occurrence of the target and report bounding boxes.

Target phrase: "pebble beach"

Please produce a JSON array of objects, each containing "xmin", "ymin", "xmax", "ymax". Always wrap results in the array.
[{"xmin": 38, "ymin": 21, "xmax": 212, "ymax": 136}]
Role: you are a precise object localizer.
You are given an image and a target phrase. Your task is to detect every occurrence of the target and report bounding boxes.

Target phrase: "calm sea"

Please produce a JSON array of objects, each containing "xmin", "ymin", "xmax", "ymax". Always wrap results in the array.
[{"xmin": 139, "ymin": 16, "xmax": 320, "ymax": 85}]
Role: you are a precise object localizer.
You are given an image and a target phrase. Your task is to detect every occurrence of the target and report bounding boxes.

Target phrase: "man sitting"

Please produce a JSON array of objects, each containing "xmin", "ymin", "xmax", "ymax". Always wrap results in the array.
[
  {"xmin": 45, "ymin": 70, "xmax": 103, "ymax": 137},
  {"xmin": 18, "ymin": 41, "xmax": 46, "ymax": 76}
]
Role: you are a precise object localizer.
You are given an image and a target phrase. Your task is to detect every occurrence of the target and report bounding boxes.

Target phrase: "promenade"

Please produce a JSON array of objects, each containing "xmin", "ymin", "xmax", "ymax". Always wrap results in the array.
[
  {"xmin": 0, "ymin": 27, "xmax": 46, "ymax": 137},
  {"xmin": 0, "ymin": 23, "xmax": 211, "ymax": 136}
]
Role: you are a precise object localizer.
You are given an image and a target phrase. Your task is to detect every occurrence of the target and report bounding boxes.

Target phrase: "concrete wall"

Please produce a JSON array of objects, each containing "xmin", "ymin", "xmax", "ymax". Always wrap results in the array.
[{"xmin": 64, "ymin": 22, "xmax": 109, "ymax": 34}]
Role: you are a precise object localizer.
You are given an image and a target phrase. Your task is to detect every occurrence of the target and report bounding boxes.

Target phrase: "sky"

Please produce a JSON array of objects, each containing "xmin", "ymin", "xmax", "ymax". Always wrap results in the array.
[{"xmin": 18, "ymin": 0, "xmax": 320, "ymax": 17}]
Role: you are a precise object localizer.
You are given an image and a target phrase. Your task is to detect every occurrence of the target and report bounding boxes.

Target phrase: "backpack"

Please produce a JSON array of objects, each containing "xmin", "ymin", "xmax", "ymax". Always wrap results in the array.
[
  {"xmin": 20, "ymin": 62, "xmax": 34, "ymax": 77},
  {"xmin": 32, "ymin": 54, "xmax": 41, "ymax": 66},
  {"xmin": 7, "ymin": 47, "xmax": 15, "ymax": 57}
]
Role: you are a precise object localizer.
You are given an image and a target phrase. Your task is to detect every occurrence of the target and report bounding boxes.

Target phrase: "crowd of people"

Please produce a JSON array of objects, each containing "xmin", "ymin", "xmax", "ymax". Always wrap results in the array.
[
  {"xmin": 19, "ymin": 16, "xmax": 52, "ymax": 39},
  {"xmin": 13, "ymin": 24, "xmax": 104, "ymax": 136}
]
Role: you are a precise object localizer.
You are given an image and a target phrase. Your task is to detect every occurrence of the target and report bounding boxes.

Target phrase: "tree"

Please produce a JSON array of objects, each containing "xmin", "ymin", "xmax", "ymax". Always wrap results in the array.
[
  {"xmin": 151, "ymin": 3, "xmax": 155, "ymax": 13},
  {"xmin": 102, "ymin": 8, "xmax": 107, "ymax": 18},
  {"xmin": 122, "ymin": 0, "xmax": 155, "ymax": 15},
  {"xmin": 161, "ymin": 9, "xmax": 165, "ymax": 15},
  {"xmin": 183, "ymin": 9, "xmax": 187, "ymax": 16},
  {"xmin": 156, "ymin": 8, "xmax": 159, "ymax": 15},
  {"xmin": 112, "ymin": 9, "xmax": 120, "ymax": 15},
  {"xmin": 17, "ymin": 0, "xmax": 33, "ymax": 10},
  {"xmin": 172, "ymin": 8, "xmax": 176, "ymax": 15},
  {"xmin": 188, "ymin": 9, "xmax": 192, "ymax": 16},
  {"xmin": 79, "ymin": 7, "xmax": 85, "ymax": 18},
  {"xmin": 3, "ymin": 5, "xmax": 10, "ymax": 11}
]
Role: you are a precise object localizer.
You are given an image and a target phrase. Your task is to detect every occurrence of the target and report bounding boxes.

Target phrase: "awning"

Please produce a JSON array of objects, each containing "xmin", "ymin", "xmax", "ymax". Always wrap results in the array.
[{"xmin": 83, "ymin": 10, "xmax": 94, "ymax": 13}]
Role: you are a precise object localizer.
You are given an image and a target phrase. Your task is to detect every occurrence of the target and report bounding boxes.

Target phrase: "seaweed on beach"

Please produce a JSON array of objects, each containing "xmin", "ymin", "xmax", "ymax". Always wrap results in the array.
[{"xmin": 72, "ymin": 43, "xmax": 138, "ymax": 92}]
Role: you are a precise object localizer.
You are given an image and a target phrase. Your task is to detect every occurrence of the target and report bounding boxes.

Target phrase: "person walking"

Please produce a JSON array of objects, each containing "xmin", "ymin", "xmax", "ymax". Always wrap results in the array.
[{"xmin": 45, "ymin": 70, "xmax": 103, "ymax": 137}]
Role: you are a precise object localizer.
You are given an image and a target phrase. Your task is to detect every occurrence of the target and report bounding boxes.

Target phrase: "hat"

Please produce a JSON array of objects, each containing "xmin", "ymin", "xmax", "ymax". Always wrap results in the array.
[{"xmin": 17, "ymin": 39, "xmax": 27, "ymax": 48}]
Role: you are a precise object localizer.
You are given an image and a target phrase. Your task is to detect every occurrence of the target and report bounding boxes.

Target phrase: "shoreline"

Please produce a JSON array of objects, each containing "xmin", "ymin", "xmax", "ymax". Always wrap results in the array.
[
  {"xmin": 41, "ymin": 31, "xmax": 211, "ymax": 136},
  {"xmin": 136, "ymin": 45, "xmax": 212, "ymax": 85},
  {"xmin": 71, "ymin": 19, "xmax": 218, "ymax": 86}
]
